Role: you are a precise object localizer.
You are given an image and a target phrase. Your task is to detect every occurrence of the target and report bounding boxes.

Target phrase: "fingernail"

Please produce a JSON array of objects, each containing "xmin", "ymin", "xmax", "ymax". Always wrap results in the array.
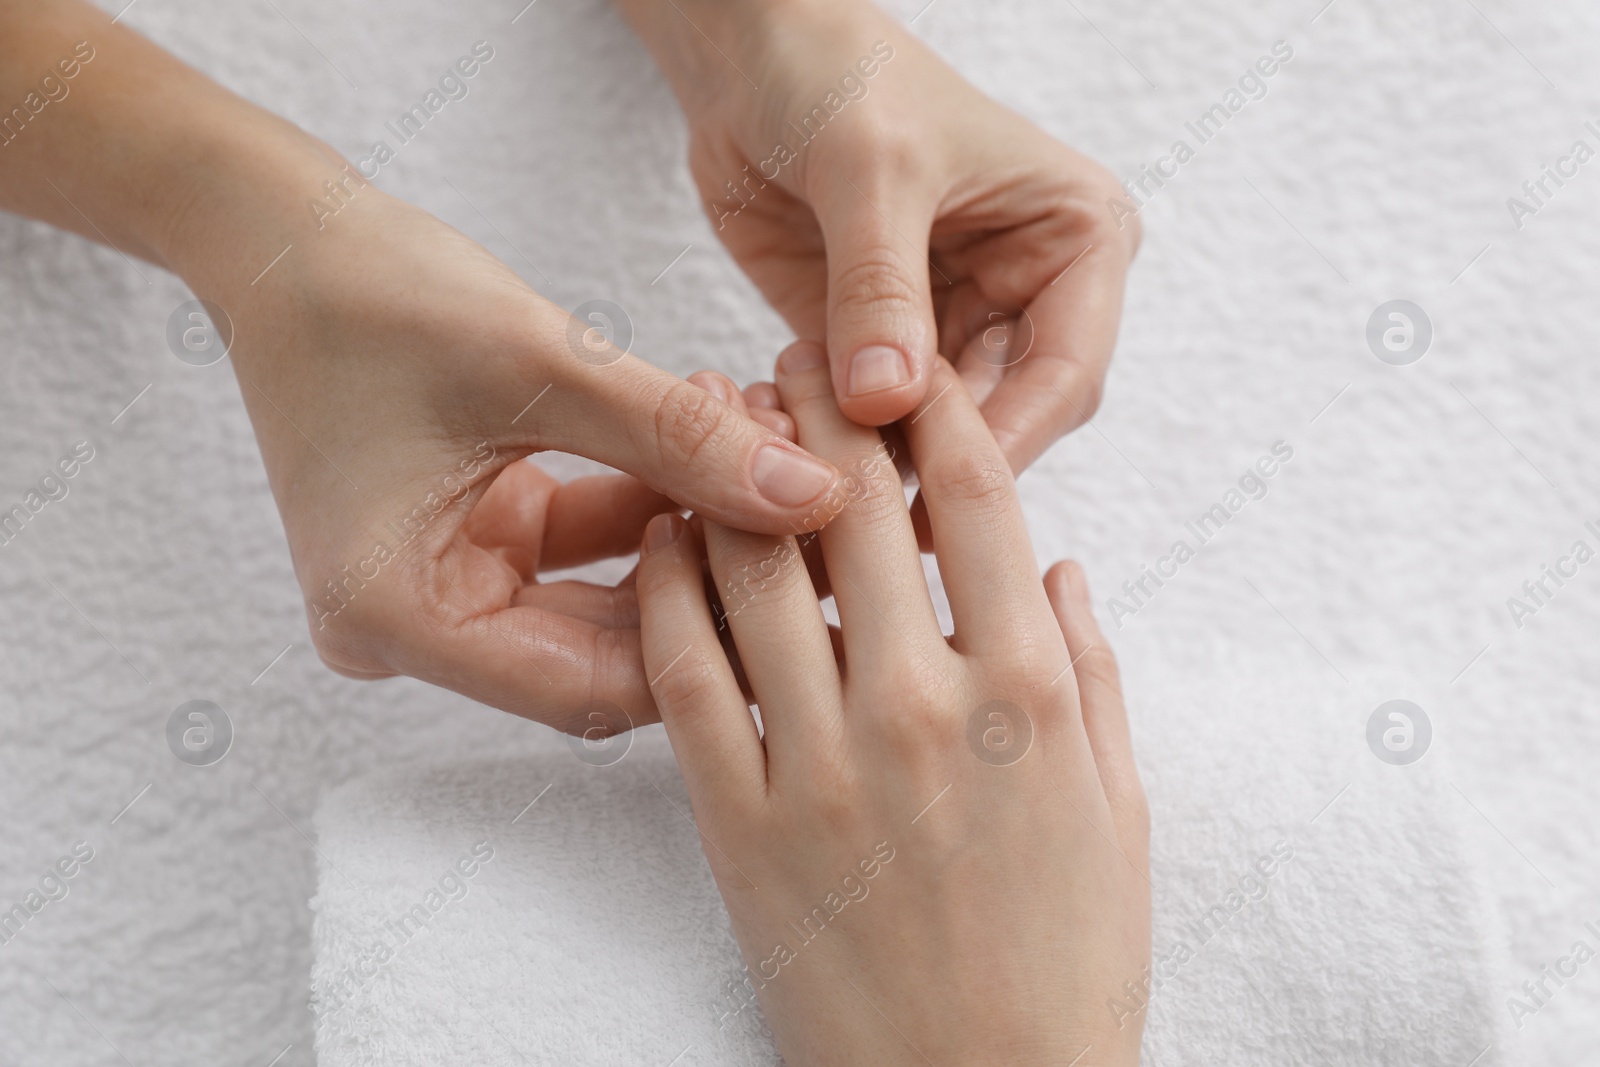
[
  {"xmin": 752, "ymin": 444, "xmax": 834, "ymax": 507},
  {"xmin": 691, "ymin": 373, "xmax": 731, "ymax": 403},
  {"xmin": 778, "ymin": 341, "xmax": 828, "ymax": 375},
  {"xmin": 643, "ymin": 513, "xmax": 684, "ymax": 555},
  {"xmin": 848, "ymin": 345, "xmax": 912, "ymax": 396}
]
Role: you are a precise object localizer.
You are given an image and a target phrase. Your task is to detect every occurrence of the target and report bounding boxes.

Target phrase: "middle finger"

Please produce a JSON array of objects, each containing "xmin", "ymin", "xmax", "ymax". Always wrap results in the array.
[{"xmin": 774, "ymin": 341, "xmax": 944, "ymax": 669}]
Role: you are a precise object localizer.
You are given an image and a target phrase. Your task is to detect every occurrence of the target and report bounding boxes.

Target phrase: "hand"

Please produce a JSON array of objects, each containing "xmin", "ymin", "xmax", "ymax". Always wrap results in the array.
[
  {"xmin": 636, "ymin": 343, "xmax": 1150, "ymax": 1066},
  {"xmin": 0, "ymin": 5, "xmax": 853, "ymax": 732},
  {"xmin": 619, "ymin": 0, "xmax": 1138, "ymax": 472},
  {"xmin": 171, "ymin": 158, "xmax": 849, "ymax": 733}
]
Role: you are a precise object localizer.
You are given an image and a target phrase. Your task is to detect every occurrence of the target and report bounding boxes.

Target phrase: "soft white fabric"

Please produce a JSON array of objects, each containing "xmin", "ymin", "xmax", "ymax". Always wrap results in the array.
[
  {"xmin": 2, "ymin": 0, "xmax": 1596, "ymax": 1063},
  {"xmin": 308, "ymin": 668, "xmax": 1511, "ymax": 1066}
]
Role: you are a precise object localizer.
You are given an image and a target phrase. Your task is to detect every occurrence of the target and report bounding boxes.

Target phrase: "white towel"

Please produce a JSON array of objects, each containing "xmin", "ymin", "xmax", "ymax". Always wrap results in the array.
[
  {"xmin": 8, "ymin": 0, "xmax": 1593, "ymax": 1063},
  {"xmin": 310, "ymin": 662, "xmax": 1514, "ymax": 1065}
]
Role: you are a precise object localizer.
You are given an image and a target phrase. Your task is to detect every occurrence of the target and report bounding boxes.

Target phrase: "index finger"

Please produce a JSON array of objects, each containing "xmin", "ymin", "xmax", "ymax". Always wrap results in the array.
[{"xmin": 966, "ymin": 239, "xmax": 1130, "ymax": 474}]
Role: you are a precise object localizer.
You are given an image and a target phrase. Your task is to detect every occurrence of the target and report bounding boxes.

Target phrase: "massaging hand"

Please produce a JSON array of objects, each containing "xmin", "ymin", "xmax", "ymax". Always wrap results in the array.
[
  {"xmin": 0, "ymin": 4, "xmax": 849, "ymax": 731},
  {"xmin": 619, "ymin": 0, "xmax": 1138, "ymax": 472},
  {"xmin": 637, "ymin": 344, "xmax": 1150, "ymax": 1066},
  {"xmin": 205, "ymin": 186, "xmax": 856, "ymax": 733}
]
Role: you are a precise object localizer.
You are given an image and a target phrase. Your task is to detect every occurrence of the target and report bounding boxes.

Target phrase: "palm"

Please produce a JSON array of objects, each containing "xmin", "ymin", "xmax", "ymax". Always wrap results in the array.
[{"xmin": 370, "ymin": 458, "xmax": 672, "ymax": 733}]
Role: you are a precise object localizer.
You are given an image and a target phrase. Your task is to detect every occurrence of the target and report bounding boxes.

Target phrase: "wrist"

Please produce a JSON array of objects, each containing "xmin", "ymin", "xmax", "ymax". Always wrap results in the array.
[
  {"xmin": 156, "ymin": 110, "xmax": 364, "ymax": 300},
  {"xmin": 615, "ymin": 0, "xmax": 882, "ymax": 111},
  {"xmin": 0, "ymin": 9, "xmax": 344, "ymax": 288}
]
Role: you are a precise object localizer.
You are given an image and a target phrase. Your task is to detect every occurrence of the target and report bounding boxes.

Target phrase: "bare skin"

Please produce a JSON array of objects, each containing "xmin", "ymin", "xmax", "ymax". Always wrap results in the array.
[
  {"xmin": 638, "ymin": 345, "xmax": 1150, "ymax": 1066},
  {"xmin": 0, "ymin": 2, "xmax": 841, "ymax": 729},
  {"xmin": 1, "ymin": 0, "xmax": 1135, "ymax": 730},
  {"xmin": 617, "ymin": 0, "xmax": 1139, "ymax": 463}
]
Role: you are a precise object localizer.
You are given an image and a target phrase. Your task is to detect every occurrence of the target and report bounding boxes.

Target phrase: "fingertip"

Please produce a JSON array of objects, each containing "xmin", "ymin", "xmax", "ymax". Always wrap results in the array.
[
  {"xmin": 682, "ymin": 362, "xmax": 841, "ymax": 527},
  {"xmin": 686, "ymin": 369, "xmax": 724, "ymax": 397},
  {"xmin": 833, "ymin": 343, "xmax": 929, "ymax": 426},
  {"xmin": 1059, "ymin": 559, "xmax": 1089, "ymax": 603},
  {"xmin": 815, "ymin": 196, "xmax": 939, "ymax": 423},
  {"xmin": 1044, "ymin": 560, "xmax": 1081, "ymax": 612},
  {"xmin": 751, "ymin": 442, "xmax": 838, "ymax": 511},
  {"xmin": 688, "ymin": 370, "xmax": 748, "ymax": 416},
  {"xmin": 1070, "ymin": 561, "xmax": 1091, "ymax": 604},
  {"xmin": 1046, "ymin": 561, "xmax": 1101, "ymax": 647},
  {"xmin": 778, "ymin": 340, "xmax": 828, "ymax": 376},
  {"xmin": 572, "ymin": 358, "xmax": 835, "ymax": 537},
  {"xmin": 845, "ymin": 344, "xmax": 915, "ymax": 397},
  {"xmin": 636, "ymin": 514, "xmax": 706, "ymax": 627},
  {"xmin": 774, "ymin": 338, "xmax": 839, "ymax": 415},
  {"xmin": 749, "ymin": 407, "xmax": 797, "ymax": 442},
  {"xmin": 744, "ymin": 381, "xmax": 781, "ymax": 411},
  {"xmin": 642, "ymin": 512, "xmax": 687, "ymax": 557}
]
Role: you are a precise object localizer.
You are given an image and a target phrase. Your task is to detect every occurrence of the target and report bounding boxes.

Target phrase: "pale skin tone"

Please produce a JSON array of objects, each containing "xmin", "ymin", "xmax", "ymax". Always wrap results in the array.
[
  {"xmin": 2, "ymin": 2, "xmax": 1149, "ymax": 1051},
  {"xmin": 617, "ymin": 0, "xmax": 1140, "ymax": 466},
  {"xmin": 0, "ymin": 0, "xmax": 1134, "ymax": 731},
  {"xmin": 638, "ymin": 345, "xmax": 1150, "ymax": 1066}
]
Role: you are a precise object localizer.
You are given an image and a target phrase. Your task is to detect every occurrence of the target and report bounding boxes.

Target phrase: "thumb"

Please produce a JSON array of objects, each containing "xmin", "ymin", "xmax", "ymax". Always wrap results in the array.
[
  {"xmin": 818, "ymin": 186, "xmax": 939, "ymax": 426},
  {"xmin": 545, "ymin": 350, "xmax": 841, "ymax": 536}
]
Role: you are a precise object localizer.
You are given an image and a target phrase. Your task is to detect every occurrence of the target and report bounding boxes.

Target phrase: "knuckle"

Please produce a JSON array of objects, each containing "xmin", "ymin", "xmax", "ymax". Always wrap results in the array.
[
  {"xmin": 306, "ymin": 622, "xmax": 370, "ymax": 677},
  {"xmin": 990, "ymin": 644, "xmax": 1064, "ymax": 693},
  {"xmin": 922, "ymin": 449, "xmax": 1014, "ymax": 512},
  {"xmin": 831, "ymin": 251, "xmax": 921, "ymax": 319},
  {"xmin": 716, "ymin": 536, "xmax": 803, "ymax": 612},
  {"xmin": 1058, "ymin": 368, "xmax": 1104, "ymax": 424},
  {"xmin": 806, "ymin": 776, "xmax": 862, "ymax": 834},
  {"xmin": 1062, "ymin": 160, "xmax": 1142, "ymax": 254},
  {"xmin": 804, "ymin": 447, "xmax": 901, "ymax": 529},
  {"xmin": 806, "ymin": 116, "xmax": 919, "ymax": 190},
  {"xmin": 554, "ymin": 701, "xmax": 627, "ymax": 740},
  {"xmin": 1074, "ymin": 643, "xmax": 1123, "ymax": 692},
  {"xmin": 653, "ymin": 648, "xmax": 727, "ymax": 713},
  {"xmin": 653, "ymin": 380, "xmax": 735, "ymax": 471},
  {"xmin": 854, "ymin": 117, "xmax": 920, "ymax": 173},
  {"xmin": 303, "ymin": 584, "xmax": 393, "ymax": 676},
  {"xmin": 1081, "ymin": 164, "xmax": 1126, "ymax": 214},
  {"xmin": 867, "ymin": 667, "xmax": 963, "ymax": 753},
  {"xmin": 838, "ymin": 473, "xmax": 906, "ymax": 528},
  {"xmin": 881, "ymin": 703, "xmax": 963, "ymax": 760}
]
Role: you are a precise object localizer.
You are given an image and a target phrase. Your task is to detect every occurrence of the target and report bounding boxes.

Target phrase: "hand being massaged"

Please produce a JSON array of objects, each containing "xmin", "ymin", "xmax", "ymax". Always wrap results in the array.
[{"xmin": 638, "ymin": 344, "xmax": 1150, "ymax": 1067}]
